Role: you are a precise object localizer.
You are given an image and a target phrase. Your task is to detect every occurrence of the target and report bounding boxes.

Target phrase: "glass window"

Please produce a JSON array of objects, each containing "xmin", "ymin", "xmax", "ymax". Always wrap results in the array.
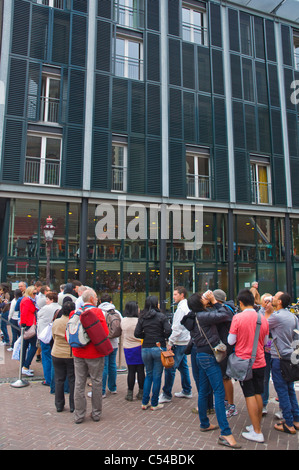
[
  {"xmin": 41, "ymin": 75, "xmax": 60, "ymax": 123},
  {"xmin": 182, "ymin": 5, "xmax": 207, "ymax": 45},
  {"xmin": 186, "ymin": 150, "xmax": 210, "ymax": 199},
  {"xmin": 115, "ymin": 36, "xmax": 143, "ymax": 80},
  {"xmin": 240, "ymin": 13, "xmax": 252, "ymax": 56},
  {"xmin": 114, "ymin": 0, "xmax": 144, "ymax": 30},
  {"xmin": 294, "ymin": 30, "xmax": 299, "ymax": 70},
  {"xmin": 256, "ymin": 217, "xmax": 273, "ymax": 262},
  {"xmin": 39, "ymin": 201, "xmax": 66, "ymax": 259},
  {"xmin": 112, "ymin": 142, "xmax": 127, "ymax": 192},
  {"xmin": 236, "ymin": 215, "xmax": 256, "ymax": 263},
  {"xmin": 8, "ymin": 199, "xmax": 39, "ymax": 258},
  {"xmin": 250, "ymin": 160, "xmax": 272, "ymax": 204},
  {"xmin": 25, "ymin": 135, "xmax": 61, "ymax": 186}
]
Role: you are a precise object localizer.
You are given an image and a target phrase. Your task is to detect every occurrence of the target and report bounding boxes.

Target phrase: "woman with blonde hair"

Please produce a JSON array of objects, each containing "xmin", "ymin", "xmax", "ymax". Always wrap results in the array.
[{"xmin": 20, "ymin": 285, "xmax": 38, "ymax": 376}]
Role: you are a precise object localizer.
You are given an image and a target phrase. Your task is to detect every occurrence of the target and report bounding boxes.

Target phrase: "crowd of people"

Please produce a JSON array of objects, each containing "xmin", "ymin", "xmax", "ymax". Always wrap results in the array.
[{"xmin": 1, "ymin": 279, "xmax": 299, "ymax": 449}]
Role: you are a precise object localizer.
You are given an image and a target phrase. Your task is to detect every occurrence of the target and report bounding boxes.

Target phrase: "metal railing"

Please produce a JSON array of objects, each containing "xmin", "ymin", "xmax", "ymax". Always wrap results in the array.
[
  {"xmin": 114, "ymin": 4, "xmax": 144, "ymax": 29},
  {"xmin": 112, "ymin": 167, "xmax": 126, "ymax": 192},
  {"xmin": 182, "ymin": 22, "xmax": 207, "ymax": 45},
  {"xmin": 40, "ymin": 96, "xmax": 60, "ymax": 123},
  {"xmin": 186, "ymin": 175, "xmax": 210, "ymax": 199},
  {"xmin": 115, "ymin": 55, "xmax": 143, "ymax": 80},
  {"xmin": 24, "ymin": 158, "xmax": 60, "ymax": 186},
  {"xmin": 251, "ymin": 181, "xmax": 271, "ymax": 205}
]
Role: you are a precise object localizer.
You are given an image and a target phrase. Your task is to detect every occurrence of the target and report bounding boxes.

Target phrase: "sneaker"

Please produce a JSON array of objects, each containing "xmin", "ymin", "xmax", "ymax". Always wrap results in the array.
[
  {"xmin": 275, "ymin": 411, "xmax": 283, "ymax": 420},
  {"xmin": 174, "ymin": 391, "xmax": 192, "ymax": 399},
  {"xmin": 150, "ymin": 404, "xmax": 164, "ymax": 411},
  {"xmin": 22, "ymin": 367, "xmax": 34, "ymax": 376},
  {"xmin": 262, "ymin": 406, "xmax": 268, "ymax": 416},
  {"xmin": 7, "ymin": 347, "xmax": 13, "ymax": 351},
  {"xmin": 141, "ymin": 403, "xmax": 150, "ymax": 410},
  {"xmin": 87, "ymin": 391, "xmax": 92, "ymax": 398},
  {"xmin": 226, "ymin": 404, "xmax": 238, "ymax": 418},
  {"xmin": 108, "ymin": 389, "xmax": 117, "ymax": 394},
  {"xmin": 242, "ymin": 430, "xmax": 264, "ymax": 443},
  {"xmin": 158, "ymin": 393, "xmax": 172, "ymax": 404}
]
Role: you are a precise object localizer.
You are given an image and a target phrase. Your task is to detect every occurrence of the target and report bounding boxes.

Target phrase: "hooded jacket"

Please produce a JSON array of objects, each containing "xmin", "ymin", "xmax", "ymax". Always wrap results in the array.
[{"xmin": 134, "ymin": 309, "xmax": 172, "ymax": 348}]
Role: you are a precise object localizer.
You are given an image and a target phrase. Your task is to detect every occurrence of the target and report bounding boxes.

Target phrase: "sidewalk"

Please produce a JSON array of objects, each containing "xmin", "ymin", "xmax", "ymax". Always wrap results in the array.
[{"xmin": 0, "ymin": 343, "xmax": 298, "ymax": 451}]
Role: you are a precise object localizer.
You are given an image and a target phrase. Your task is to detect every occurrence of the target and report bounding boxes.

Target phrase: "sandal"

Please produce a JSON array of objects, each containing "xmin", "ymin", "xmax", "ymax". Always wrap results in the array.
[
  {"xmin": 274, "ymin": 422, "xmax": 296, "ymax": 434},
  {"xmin": 200, "ymin": 424, "xmax": 219, "ymax": 432},
  {"xmin": 218, "ymin": 436, "xmax": 242, "ymax": 449}
]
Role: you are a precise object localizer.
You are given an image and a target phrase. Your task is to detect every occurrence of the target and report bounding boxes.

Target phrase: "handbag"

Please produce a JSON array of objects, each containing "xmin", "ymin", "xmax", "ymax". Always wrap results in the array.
[
  {"xmin": 23, "ymin": 323, "xmax": 37, "ymax": 340},
  {"xmin": 195, "ymin": 316, "xmax": 227, "ymax": 363},
  {"xmin": 156, "ymin": 342, "xmax": 175, "ymax": 368},
  {"xmin": 273, "ymin": 340, "xmax": 299, "ymax": 383},
  {"xmin": 38, "ymin": 323, "xmax": 53, "ymax": 344},
  {"xmin": 226, "ymin": 312, "xmax": 261, "ymax": 381}
]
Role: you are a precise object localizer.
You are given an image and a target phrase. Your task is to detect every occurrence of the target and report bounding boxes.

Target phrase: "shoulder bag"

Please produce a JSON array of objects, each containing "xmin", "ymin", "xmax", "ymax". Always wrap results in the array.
[
  {"xmin": 273, "ymin": 339, "xmax": 299, "ymax": 383},
  {"xmin": 156, "ymin": 342, "xmax": 175, "ymax": 368},
  {"xmin": 195, "ymin": 316, "xmax": 227, "ymax": 363},
  {"xmin": 226, "ymin": 312, "xmax": 261, "ymax": 381}
]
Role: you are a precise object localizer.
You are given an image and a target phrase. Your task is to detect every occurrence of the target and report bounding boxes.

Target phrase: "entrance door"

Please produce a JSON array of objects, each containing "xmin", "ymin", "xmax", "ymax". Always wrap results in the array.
[{"xmin": 196, "ymin": 268, "xmax": 216, "ymax": 293}]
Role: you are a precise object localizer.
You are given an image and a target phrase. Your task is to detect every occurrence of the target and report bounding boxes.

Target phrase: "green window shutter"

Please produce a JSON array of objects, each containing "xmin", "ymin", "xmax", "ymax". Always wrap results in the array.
[
  {"xmin": 255, "ymin": 61, "xmax": 267, "ymax": 105},
  {"xmin": 30, "ymin": 5, "xmax": 49, "ymax": 61},
  {"xmin": 271, "ymin": 109, "xmax": 283, "ymax": 156},
  {"xmin": 245, "ymin": 104, "xmax": 257, "ymax": 152},
  {"xmin": 232, "ymin": 101, "xmax": 245, "ymax": 149},
  {"xmin": 169, "ymin": 38, "xmax": 181, "ymax": 86},
  {"xmin": 214, "ymin": 147, "xmax": 229, "ymax": 201},
  {"xmin": 147, "ymin": 33, "xmax": 160, "ymax": 82},
  {"xmin": 272, "ymin": 156, "xmax": 286, "ymax": 206},
  {"xmin": 168, "ymin": 0, "xmax": 179, "ymax": 37},
  {"xmin": 254, "ymin": 17, "xmax": 265, "ymax": 60},
  {"xmin": 1, "ymin": 119, "xmax": 24, "ymax": 183},
  {"xmin": 258, "ymin": 107, "xmax": 271, "ymax": 154},
  {"xmin": 94, "ymin": 73, "xmax": 110, "ymax": 129},
  {"xmin": 169, "ymin": 140, "xmax": 185, "ymax": 198},
  {"xmin": 268, "ymin": 64, "xmax": 280, "ymax": 107},
  {"xmin": 128, "ymin": 136, "xmax": 145, "ymax": 194},
  {"xmin": 147, "ymin": 83, "xmax": 161, "ymax": 136},
  {"xmin": 265, "ymin": 20, "xmax": 276, "ymax": 62},
  {"xmin": 12, "ymin": 0, "xmax": 30, "ymax": 56},
  {"xmin": 68, "ymin": 69, "xmax": 85, "ymax": 125},
  {"xmin": 91, "ymin": 129, "xmax": 110, "ymax": 191},
  {"xmin": 73, "ymin": 0, "xmax": 88, "ymax": 13},
  {"xmin": 182, "ymin": 42, "xmax": 195, "ymax": 90},
  {"xmin": 131, "ymin": 82, "xmax": 145, "ymax": 134},
  {"xmin": 290, "ymin": 158, "xmax": 299, "ymax": 207},
  {"xmin": 169, "ymin": 88, "xmax": 182, "ymax": 139},
  {"xmin": 112, "ymin": 78, "xmax": 128, "ymax": 132},
  {"xmin": 284, "ymin": 68, "xmax": 295, "ymax": 111},
  {"xmin": 147, "ymin": 138, "xmax": 161, "ymax": 195},
  {"xmin": 183, "ymin": 91, "xmax": 195, "ymax": 142},
  {"xmin": 62, "ymin": 127, "xmax": 83, "ymax": 188},
  {"xmin": 98, "ymin": 0, "xmax": 112, "ymax": 20},
  {"xmin": 147, "ymin": 0, "xmax": 160, "ymax": 32},
  {"xmin": 198, "ymin": 94, "xmax": 212, "ymax": 145},
  {"xmin": 7, "ymin": 58, "xmax": 27, "ymax": 118},
  {"xmin": 230, "ymin": 54, "xmax": 242, "ymax": 99},
  {"xmin": 27, "ymin": 62, "xmax": 42, "ymax": 121},
  {"xmin": 281, "ymin": 25, "xmax": 292, "ymax": 66},
  {"xmin": 214, "ymin": 97, "xmax": 227, "ymax": 147},
  {"xmin": 71, "ymin": 14, "xmax": 87, "ymax": 68},
  {"xmin": 96, "ymin": 20, "xmax": 111, "ymax": 72},
  {"xmin": 212, "ymin": 49, "xmax": 224, "ymax": 95},
  {"xmin": 210, "ymin": 3, "xmax": 222, "ymax": 48},
  {"xmin": 234, "ymin": 150, "xmax": 250, "ymax": 203},
  {"xmin": 287, "ymin": 112, "xmax": 299, "ymax": 157},
  {"xmin": 228, "ymin": 9, "xmax": 239, "ymax": 52},
  {"xmin": 52, "ymin": 10, "xmax": 70, "ymax": 65},
  {"xmin": 197, "ymin": 46, "xmax": 211, "ymax": 93}
]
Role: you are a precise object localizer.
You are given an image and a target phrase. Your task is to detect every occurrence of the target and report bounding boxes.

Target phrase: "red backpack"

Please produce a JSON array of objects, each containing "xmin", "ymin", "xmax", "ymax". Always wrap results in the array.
[{"xmin": 80, "ymin": 306, "xmax": 113, "ymax": 356}]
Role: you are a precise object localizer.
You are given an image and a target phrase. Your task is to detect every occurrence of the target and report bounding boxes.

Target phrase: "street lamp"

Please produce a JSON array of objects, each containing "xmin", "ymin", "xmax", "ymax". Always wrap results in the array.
[{"xmin": 43, "ymin": 216, "xmax": 56, "ymax": 286}]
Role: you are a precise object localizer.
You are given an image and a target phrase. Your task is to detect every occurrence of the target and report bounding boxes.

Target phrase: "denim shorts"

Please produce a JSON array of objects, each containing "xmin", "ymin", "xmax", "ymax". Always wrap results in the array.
[{"xmin": 240, "ymin": 366, "xmax": 265, "ymax": 398}]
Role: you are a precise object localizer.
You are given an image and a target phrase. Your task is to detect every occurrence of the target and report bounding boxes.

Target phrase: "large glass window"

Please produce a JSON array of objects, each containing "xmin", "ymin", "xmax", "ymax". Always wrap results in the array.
[
  {"xmin": 115, "ymin": 36, "xmax": 143, "ymax": 80},
  {"xmin": 250, "ymin": 159, "xmax": 272, "ymax": 205},
  {"xmin": 186, "ymin": 149, "xmax": 210, "ymax": 199},
  {"xmin": 112, "ymin": 142, "xmax": 127, "ymax": 192},
  {"xmin": 25, "ymin": 135, "xmax": 61, "ymax": 186},
  {"xmin": 182, "ymin": 5, "xmax": 207, "ymax": 45},
  {"xmin": 114, "ymin": 0, "xmax": 144, "ymax": 30},
  {"xmin": 293, "ymin": 30, "xmax": 299, "ymax": 70},
  {"xmin": 40, "ymin": 75, "xmax": 60, "ymax": 123}
]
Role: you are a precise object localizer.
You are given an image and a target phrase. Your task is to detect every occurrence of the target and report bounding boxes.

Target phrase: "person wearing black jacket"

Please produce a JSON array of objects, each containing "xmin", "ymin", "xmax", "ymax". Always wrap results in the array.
[
  {"xmin": 134, "ymin": 296, "xmax": 171, "ymax": 411},
  {"xmin": 181, "ymin": 291, "xmax": 241, "ymax": 449}
]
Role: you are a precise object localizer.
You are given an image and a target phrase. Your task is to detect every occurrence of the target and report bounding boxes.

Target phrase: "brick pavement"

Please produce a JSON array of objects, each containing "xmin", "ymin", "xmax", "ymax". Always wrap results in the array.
[{"xmin": 1, "ymin": 342, "xmax": 299, "ymax": 452}]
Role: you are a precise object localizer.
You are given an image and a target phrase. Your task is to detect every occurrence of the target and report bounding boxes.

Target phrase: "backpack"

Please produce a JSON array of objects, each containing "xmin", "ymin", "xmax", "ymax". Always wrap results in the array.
[
  {"xmin": 80, "ymin": 307, "xmax": 113, "ymax": 356},
  {"xmin": 105, "ymin": 309, "xmax": 122, "ymax": 339},
  {"xmin": 66, "ymin": 311, "xmax": 90, "ymax": 348}
]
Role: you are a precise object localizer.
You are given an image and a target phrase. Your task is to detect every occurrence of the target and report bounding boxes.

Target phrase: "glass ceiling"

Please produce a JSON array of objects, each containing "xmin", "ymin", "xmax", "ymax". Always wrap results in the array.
[{"xmin": 227, "ymin": 0, "xmax": 299, "ymax": 24}]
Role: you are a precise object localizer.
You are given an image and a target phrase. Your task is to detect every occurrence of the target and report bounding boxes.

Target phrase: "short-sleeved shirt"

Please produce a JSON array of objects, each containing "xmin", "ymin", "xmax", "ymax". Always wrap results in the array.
[{"xmin": 229, "ymin": 308, "xmax": 269, "ymax": 369}]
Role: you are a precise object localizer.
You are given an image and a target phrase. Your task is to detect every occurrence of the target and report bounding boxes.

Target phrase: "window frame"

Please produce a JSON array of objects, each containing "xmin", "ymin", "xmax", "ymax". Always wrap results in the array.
[
  {"xmin": 250, "ymin": 157, "xmax": 272, "ymax": 205},
  {"xmin": 293, "ymin": 30, "xmax": 299, "ymax": 70},
  {"xmin": 182, "ymin": 3, "xmax": 207, "ymax": 46},
  {"xmin": 186, "ymin": 147, "xmax": 210, "ymax": 199},
  {"xmin": 114, "ymin": 34, "xmax": 144, "ymax": 81},
  {"xmin": 111, "ymin": 137, "xmax": 128, "ymax": 193}
]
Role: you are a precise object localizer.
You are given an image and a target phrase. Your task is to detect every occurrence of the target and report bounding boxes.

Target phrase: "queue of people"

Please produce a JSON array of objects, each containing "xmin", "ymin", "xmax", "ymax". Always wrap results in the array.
[{"xmin": 1, "ymin": 279, "xmax": 299, "ymax": 449}]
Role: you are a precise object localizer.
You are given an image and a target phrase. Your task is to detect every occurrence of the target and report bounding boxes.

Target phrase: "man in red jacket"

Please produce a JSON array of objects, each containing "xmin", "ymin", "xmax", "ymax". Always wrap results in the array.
[{"xmin": 72, "ymin": 288, "xmax": 109, "ymax": 424}]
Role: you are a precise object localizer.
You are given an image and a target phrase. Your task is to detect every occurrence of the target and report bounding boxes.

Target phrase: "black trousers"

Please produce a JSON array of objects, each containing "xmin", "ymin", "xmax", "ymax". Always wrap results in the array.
[{"xmin": 52, "ymin": 356, "xmax": 75, "ymax": 411}]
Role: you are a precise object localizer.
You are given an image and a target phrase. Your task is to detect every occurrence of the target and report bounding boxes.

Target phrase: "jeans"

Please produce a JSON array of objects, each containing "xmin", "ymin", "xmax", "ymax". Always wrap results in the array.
[
  {"xmin": 262, "ymin": 351, "xmax": 271, "ymax": 407},
  {"xmin": 10, "ymin": 319, "xmax": 20, "ymax": 348},
  {"xmin": 196, "ymin": 352, "xmax": 232, "ymax": 436},
  {"xmin": 40, "ymin": 341, "xmax": 53, "ymax": 385},
  {"xmin": 142, "ymin": 346, "xmax": 164, "ymax": 407},
  {"xmin": 1, "ymin": 311, "xmax": 10, "ymax": 344},
  {"xmin": 190, "ymin": 344, "xmax": 214, "ymax": 409},
  {"xmin": 21, "ymin": 334, "xmax": 37, "ymax": 369},
  {"xmin": 271, "ymin": 358, "xmax": 299, "ymax": 427},
  {"xmin": 162, "ymin": 344, "xmax": 192, "ymax": 398},
  {"xmin": 102, "ymin": 347, "xmax": 118, "ymax": 394}
]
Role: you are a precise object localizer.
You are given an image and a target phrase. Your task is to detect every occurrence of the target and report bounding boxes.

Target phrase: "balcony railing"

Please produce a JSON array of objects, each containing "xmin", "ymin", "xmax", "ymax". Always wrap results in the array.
[
  {"xmin": 40, "ymin": 96, "xmax": 60, "ymax": 123},
  {"xmin": 115, "ymin": 55, "xmax": 143, "ymax": 80},
  {"xmin": 251, "ymin": 181, "xmax": 271, "ymax": 205},
  {"xmin": 187, "ymin": 175, "xmax": 210, "ymax": 199},
  {"xmin": 112, "ymin": 167, "xmax": 126, "ymax": 192},
  {"xmin": 182, "ymin": 23, "xmax": 207, "ymax": 45},
  {"xmin": 25, "ymin": 157, "xmax": 60, "ymax": 186},
  {"xmin": 37, "ymin": 0, "xmax": 64, "ymax": 8},
  {"xmin": 114, "ymin": 4, "xmax": 144, "ymax": 29}
]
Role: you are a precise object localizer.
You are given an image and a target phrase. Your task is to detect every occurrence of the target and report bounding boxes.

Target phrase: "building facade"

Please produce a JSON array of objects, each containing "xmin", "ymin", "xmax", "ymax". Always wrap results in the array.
[{"xmin": 0, "ymin": 0, "xmax": 299, "ymax": 312}]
